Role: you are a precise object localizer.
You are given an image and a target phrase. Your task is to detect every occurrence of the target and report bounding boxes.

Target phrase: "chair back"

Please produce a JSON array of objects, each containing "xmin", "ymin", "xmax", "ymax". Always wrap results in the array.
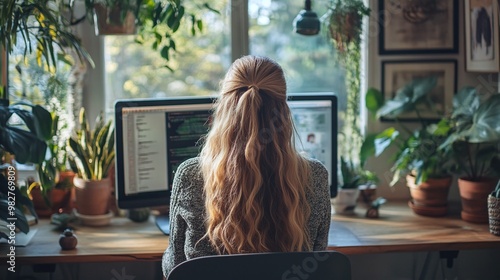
[{"xmin": 167, "ymin": 251, "xmax": 351, "ymax": 280}]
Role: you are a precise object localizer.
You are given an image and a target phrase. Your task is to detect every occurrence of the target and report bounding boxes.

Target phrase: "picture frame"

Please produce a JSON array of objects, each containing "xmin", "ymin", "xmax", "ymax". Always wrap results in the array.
[
  {"xmin": 379, "ymin": 0, "xmax": 458, "ymax": 55},
  {"xmin": 465, "ymin": 0, "xmax": 500, "ymax": 72},
  {"xmin": 381, "ymin": 60, "xmax": 457, "ymax": 122}
]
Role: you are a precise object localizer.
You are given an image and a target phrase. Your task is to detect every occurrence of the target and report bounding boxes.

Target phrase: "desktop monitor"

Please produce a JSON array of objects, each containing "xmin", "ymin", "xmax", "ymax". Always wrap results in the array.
[{"xmin": 114, "ymin": 93, "xmax": 337, "ymax": 234}]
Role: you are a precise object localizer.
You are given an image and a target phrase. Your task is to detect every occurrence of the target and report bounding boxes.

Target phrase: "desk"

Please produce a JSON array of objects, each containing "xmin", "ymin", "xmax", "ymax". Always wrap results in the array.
[
  {"xmin": 328, "ymin": 202, "xmax": 500, "ymax": 254},
  {"xmin": 1, "ymin": 202, "xmax": 499, "ymax": 265}
]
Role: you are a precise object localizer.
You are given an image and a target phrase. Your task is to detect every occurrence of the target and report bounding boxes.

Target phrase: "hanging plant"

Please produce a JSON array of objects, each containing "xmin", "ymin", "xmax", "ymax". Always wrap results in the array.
[
  {"xmin": 323, "ymin": 0, "xmax": 370, "ymax": 172},
  {"xmin": 325, "ymin": 0, "xmax": 370, "ymax": 60}
]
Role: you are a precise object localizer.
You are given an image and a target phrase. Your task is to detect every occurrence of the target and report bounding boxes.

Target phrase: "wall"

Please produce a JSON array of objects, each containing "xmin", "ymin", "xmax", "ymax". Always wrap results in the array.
[
  {"xmin": 365, "ymin": 0, "xmax": 499, "ymax": 202},
  {"xmin": 355, "ymin": 2, "xmax": 500, "ymax": 279}
]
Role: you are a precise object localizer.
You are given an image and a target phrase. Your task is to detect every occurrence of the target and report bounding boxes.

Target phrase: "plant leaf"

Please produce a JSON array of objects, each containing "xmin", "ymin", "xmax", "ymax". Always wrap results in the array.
[{"xmin": 467, "ymin": 94, "xmax": 500, "ymax": 143}]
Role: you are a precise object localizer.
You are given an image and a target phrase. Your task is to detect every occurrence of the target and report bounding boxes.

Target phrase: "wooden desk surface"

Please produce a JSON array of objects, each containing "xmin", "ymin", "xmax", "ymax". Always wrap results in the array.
[
  {"xmin": 328, "ymin": 202, "xmax": 500, "ymax": 254},
  {"xmin": 1, "ymin": 202, "xmax": 499, "ymax": 265}
]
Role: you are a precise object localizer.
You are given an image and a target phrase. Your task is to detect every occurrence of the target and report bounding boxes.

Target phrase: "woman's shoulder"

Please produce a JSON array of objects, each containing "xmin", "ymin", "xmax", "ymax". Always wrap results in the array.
[
  {"xmin": 174, "ymin": 157, "xmax": 203, "ymax": 184},
  {"xmin": 172, "ymin": 157, "xmax": 203, "ymax": 200},
  {"xmin": 177, "ymin": 157, "xmax": 202, "ymax": 174},
  {"xmin": 305, "ymin": 158, "xmax": 328, "ymax": 176}
]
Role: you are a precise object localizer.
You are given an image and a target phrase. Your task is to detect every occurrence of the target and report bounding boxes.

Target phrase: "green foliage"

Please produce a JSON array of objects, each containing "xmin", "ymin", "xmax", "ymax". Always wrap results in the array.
[
  {"xmin": 0, "ymin": 173, "xmax": 38, "ymax": 239},
  {"xmin": 439, "ymin": 88, "xmax": 500, "ymax": 180},
  {"xmin": 0, "ymin": 0, "xmax": 93, "ymax": 70},
  {"xmin": 339, "ymin": 156, "xmax": 361, "ymax": 189},
  {"xmin": 324, "ymin": 0, "xmax": 370, "ymax": 61},
  {"xmin": 0, "ymin": 101, "xmax": 51, "ymax": 164},
  {"xmin": 0, "ymin": 100, "xmax": 49, "ymax": 239},
  {"xmin": 360, "ymin": 77, "xmax": 452, "ymax": 186},
  {"xmin": 324, "ymin": 1, "xmax": 372, "ymax": 190},
  {"xmin": 67, "ymin": 108, "xmax": 115, "ymax": 181},
  {"xmin": 338, "ymin": 156, "xmax": 379, "ymax": 190},
  {"xmin": 35, "ymin": 110, "xmax": 72, "ymax": 207},
  {"xmin": 82, "ymin": 0, "xmax": 219, "ymax": 68},
  {"xmin": 376, "ymin": 76, "xmax": 438, "ymax": 119}
]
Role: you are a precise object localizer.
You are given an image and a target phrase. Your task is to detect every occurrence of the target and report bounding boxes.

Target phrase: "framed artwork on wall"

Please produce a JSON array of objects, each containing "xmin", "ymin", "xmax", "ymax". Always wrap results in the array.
[
  {"xmin": 379, "ymin": 0, "xmax": 458, "ymax": 54},
  {"xmin": 381, "ymin": 60, "xmax": 457, "ymax": 121},
  {"xmin": 465, "ymin": 0, "xmax": 500, "ymax": 72}
]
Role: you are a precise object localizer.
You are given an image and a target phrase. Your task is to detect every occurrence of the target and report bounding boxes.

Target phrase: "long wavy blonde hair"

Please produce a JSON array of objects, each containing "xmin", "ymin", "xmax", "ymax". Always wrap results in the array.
[{"xmin": 200, "ymin": 55, "xmax": 312, "ymax": 254}]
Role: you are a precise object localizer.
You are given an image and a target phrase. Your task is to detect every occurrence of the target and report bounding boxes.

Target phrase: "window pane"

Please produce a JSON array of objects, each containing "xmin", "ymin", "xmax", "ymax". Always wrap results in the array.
[
  {"xmin": 104, "ymin": 1, "xmax": 230, "ymax": 114},
  {"xmin": 248, "ymin": 0, "xmax": 346, "ymax": 95},
  {"xmin": 105, "ymin": 0, "xmax": 347, "ymax": 113}
]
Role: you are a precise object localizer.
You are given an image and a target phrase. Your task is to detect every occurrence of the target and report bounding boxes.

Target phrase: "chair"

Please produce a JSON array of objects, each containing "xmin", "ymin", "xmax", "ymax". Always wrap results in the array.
[{"xmin": 167, "ymin": 251, "xmax": 351, "ymax": 280}]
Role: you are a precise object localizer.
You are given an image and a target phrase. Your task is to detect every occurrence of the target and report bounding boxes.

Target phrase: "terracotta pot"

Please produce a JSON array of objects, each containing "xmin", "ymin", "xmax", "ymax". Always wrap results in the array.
[
  {"xmin": 29, "ymin": 186, "xmax": 52, "ymax": 218},
  {"xmin": 406, "ymin": 175, "xmax": 452, "ymax": 217},
  {"xmin": 57, "ymin": 171, "xmax": 76, "ymax": 188},
  {"xmin": 74, "ymin": 177, "xmax": 111, "ymax": 216},
  {"xmin": 458, "ymin": 178, "xmax": 497, "ymax": 224},
  {"xmin": 54, "ymin": 170, "xmax": 76, "ymax": 213},
  {"xmin": 50, "ymin": 188, "xmax": 74, "ymax": 214},
  {"xmin": 93, "ymin": 4, "xmax": 136, "ymax": 35},
  {"xmin": 488, "ymin": 195, "xmax": 500, "ymax": 236}
]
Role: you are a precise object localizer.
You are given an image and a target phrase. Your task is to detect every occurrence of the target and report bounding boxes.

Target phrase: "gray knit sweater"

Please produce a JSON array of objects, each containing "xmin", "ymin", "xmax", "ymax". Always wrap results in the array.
[{"xmin": 162, "ymin": 157, "xmax": 331, "ymax": 277}]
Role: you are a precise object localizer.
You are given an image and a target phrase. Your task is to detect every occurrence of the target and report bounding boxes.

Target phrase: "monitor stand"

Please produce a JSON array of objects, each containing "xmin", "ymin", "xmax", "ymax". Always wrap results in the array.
[{"xmin": 155, "ymin": 215, "xmax": 170, "ymax": 235}]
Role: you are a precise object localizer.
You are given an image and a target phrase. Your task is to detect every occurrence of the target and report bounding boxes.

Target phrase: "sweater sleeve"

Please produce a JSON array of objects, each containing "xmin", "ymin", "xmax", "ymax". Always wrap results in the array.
[
  {"xmin": 162, "ymin": 158, "xmax": 198, "ymax": 277},
  {"xmin": 311, "ymin": 160, "xmax": 331, "ymax": 251}
]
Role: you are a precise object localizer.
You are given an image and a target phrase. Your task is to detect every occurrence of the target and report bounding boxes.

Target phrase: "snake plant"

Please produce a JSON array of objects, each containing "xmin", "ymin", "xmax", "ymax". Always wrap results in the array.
[{"xmin": 67, "ymin": 108, "xmax": 115, "ymax": 181}]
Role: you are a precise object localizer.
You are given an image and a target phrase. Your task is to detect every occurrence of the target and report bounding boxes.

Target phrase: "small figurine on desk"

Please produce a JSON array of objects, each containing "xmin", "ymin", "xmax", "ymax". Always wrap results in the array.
[
  {"xmin": 59, "ymin": 228, "xmax": 78, "ymax": 250},
  {"xmin": 365, "ymin": 197, "xmax": 387, "ymax": 218}
]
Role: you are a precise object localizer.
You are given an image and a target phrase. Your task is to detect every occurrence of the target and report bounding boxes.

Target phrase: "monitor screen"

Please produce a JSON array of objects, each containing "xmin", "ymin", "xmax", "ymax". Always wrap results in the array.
[
  {"xmin": 114, "ymin": 93, "xmax": 337, "ymax": 233},
  {"xmin": 115, "ymin": 97, "xmax": 214, "ymax": 210}
]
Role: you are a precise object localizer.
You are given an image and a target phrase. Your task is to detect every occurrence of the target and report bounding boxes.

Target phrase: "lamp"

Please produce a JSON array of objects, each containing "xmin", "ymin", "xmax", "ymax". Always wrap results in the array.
[{"xmin": 293, "ymin": 0, "xmax": 320, "ymax": 35}]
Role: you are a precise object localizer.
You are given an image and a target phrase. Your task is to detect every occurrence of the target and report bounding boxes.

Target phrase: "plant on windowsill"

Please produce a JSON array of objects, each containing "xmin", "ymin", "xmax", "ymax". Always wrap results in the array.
[
  {"xmin": 360, "ymin": 76, "xmax": 454, "ymax": 217},
  {"xmin": 0, "ymin": 100, "xmax": 52, "ymax": 239},
  {"xmin": 78, "ymin": 0, "xmax": 219, "ymax": 69},
  {"xmin": 322, "ymin": 0, "xmax": 370, "ymax": 199},
  {"xmin": 82, "ymin": 0, "xmax": 140, "ymax": 35},
  {"xmin": 332, "ymin": 154, "xmax": 379, "ymax": 215},
  {"xmin": 438, "ymin": 87, "xmax": 500, "ymax": 223},
  {"xmin": 26, "ymin": 111, "xmax": 76, "ymax": 217},
  {"xmin": 67, "ymin": 108, "xmax": 115, "ymax": 225}
]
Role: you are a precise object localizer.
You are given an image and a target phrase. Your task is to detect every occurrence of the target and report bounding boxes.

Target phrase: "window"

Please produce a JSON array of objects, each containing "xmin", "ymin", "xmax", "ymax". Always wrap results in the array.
[{"xmin": 104, "ymin": 0, "xmax": 346, "ymax": 114}]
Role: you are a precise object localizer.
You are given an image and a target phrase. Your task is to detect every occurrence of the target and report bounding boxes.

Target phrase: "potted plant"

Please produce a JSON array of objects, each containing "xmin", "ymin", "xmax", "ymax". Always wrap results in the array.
[
  {"xmin": 27, "ymin": 111, "xmax": 76, "ymax": 217},
  {"xmin": 488, "ymin": 180, "xmax": 500, "ymax": 236},
  {"xmin": 0, "ymin": 100, "xmax": 52, "ymax": 239},
  {"xmin": 322, "ymin": 0, "xmax": 370, "ymax": 195},
  {"xmin": 439, "ymin": 87, "xmax": 500, "ymax": 223},
  {"xmin": 360, "ymin": 76, "xmax": 454, "ymax": 217},
  {"xmin": 79, "ymin": 0, "xmax": 219, "ymax": 68},
  {"xmin": 332, "ymin": 156, "xmax": 362, "ymax": 214},
  {"xmin": 83, "ymin": 0, "xmax": 139, "ymax": 35},
  {"xmin": 0, "ymin": 0, "xmax": 93, "ymax": 71},
  {"xmin": 67, "ymin": 108, "xmax": 115, "ymax": 225},
  {"xmin": 323, "ymin": 0, "xmax": 371, "ymax": 60}
]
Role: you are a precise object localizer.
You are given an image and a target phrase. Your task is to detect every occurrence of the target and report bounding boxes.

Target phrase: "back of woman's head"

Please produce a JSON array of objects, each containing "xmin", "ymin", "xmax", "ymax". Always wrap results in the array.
[{"xmin": 200, "ymin": 55, "xmax": 312, "ymax": 254}]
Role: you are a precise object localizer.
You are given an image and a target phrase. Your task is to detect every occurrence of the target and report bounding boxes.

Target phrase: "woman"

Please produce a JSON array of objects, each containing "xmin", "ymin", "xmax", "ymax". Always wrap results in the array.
[{"xmin": 162, "ymin": 55, "xmax": 330, "ymax": 277}]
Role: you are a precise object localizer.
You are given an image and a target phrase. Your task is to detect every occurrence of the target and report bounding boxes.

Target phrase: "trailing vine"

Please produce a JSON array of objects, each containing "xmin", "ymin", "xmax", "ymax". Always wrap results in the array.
[{"xmin": 325, "ymin": 0, "xmax": 369, "ymax": 167}]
